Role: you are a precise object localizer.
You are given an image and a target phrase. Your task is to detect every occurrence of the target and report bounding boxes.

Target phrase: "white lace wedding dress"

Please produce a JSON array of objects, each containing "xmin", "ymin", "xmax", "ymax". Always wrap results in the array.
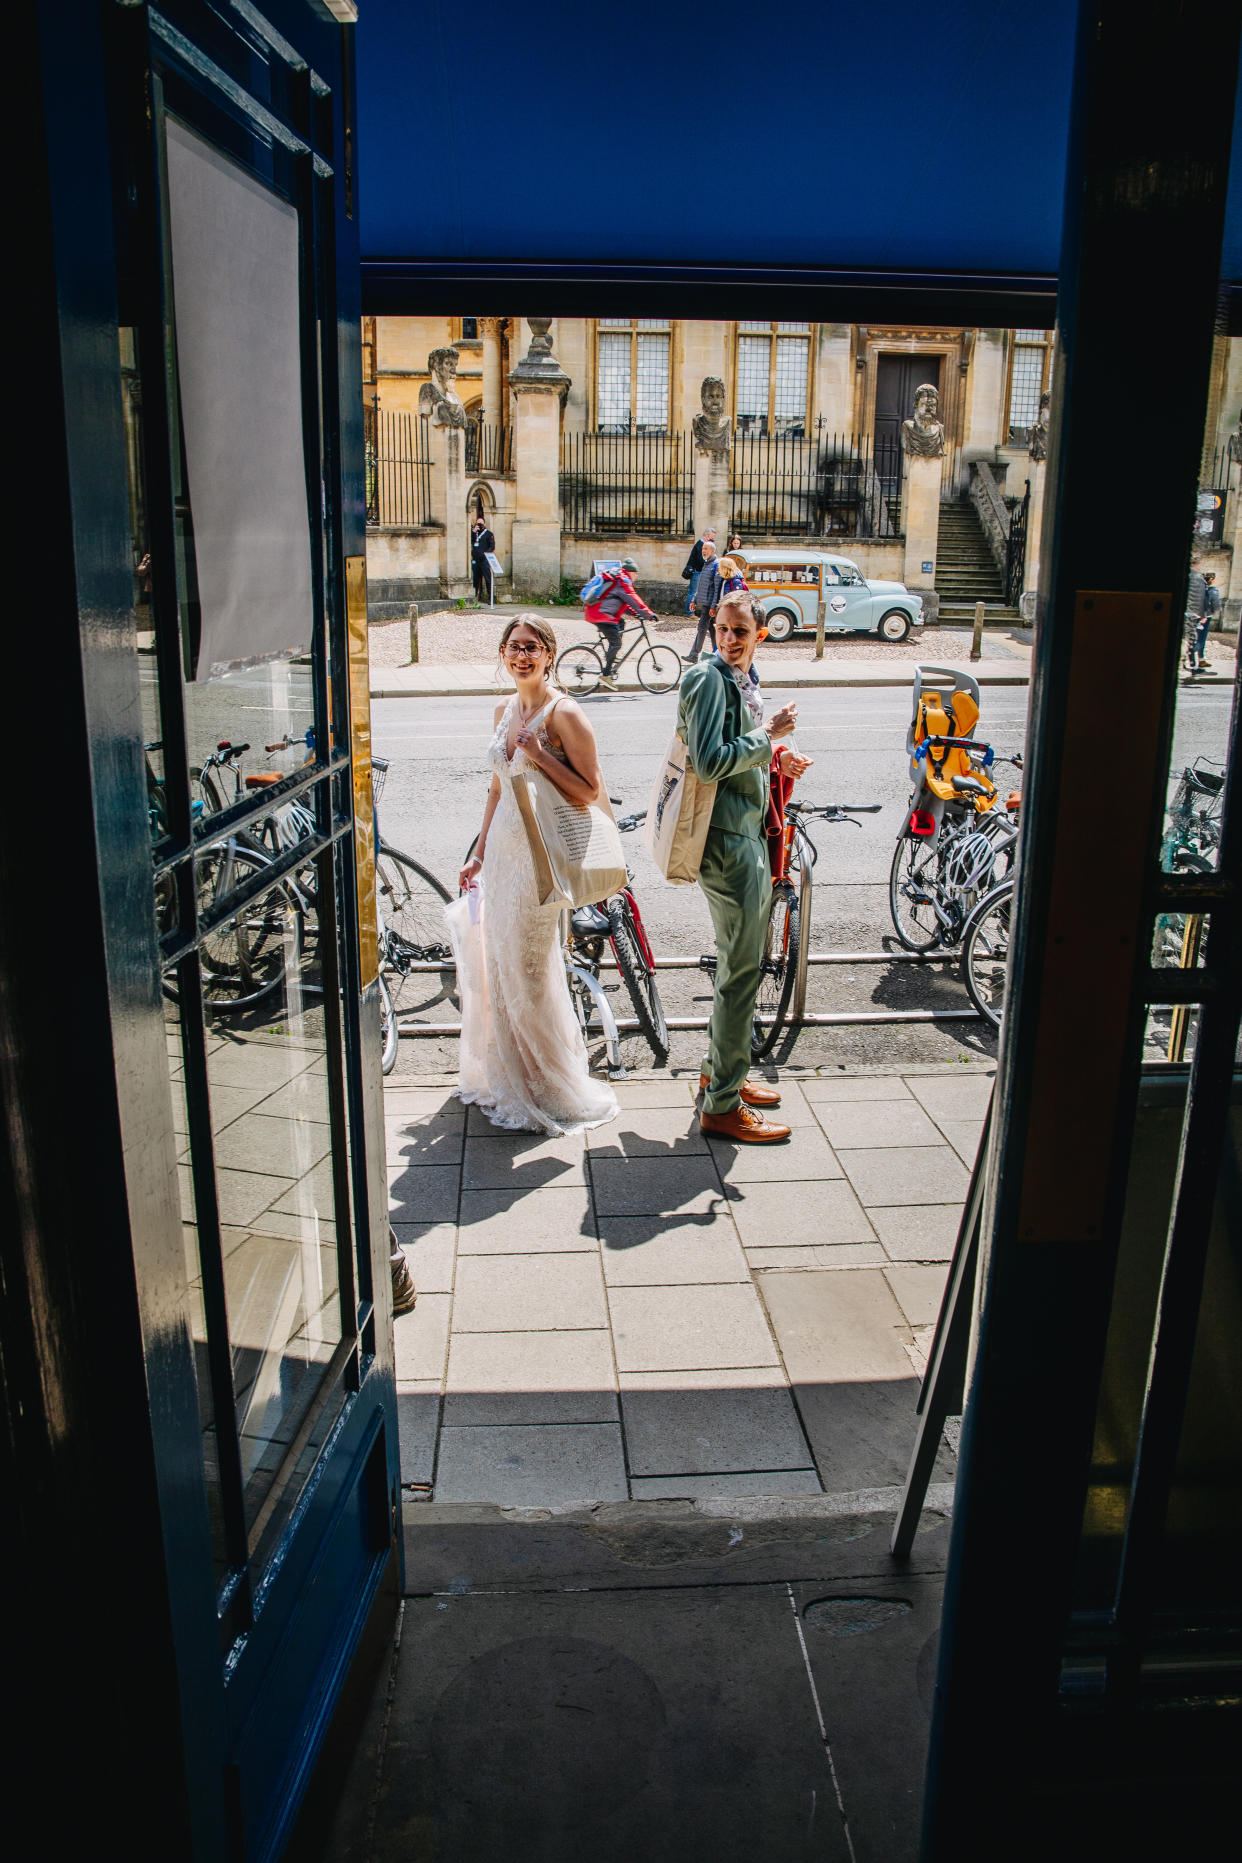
[{"xmin": 444, "ymin": 695, "xmax": 619, "ymax": 1135}]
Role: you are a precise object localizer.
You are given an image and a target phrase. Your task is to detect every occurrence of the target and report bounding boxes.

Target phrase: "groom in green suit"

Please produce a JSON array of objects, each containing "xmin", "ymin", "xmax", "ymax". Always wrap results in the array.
[{"xmin": 678, "ymin": 592, "xmax": 810, "ymax": 1143}]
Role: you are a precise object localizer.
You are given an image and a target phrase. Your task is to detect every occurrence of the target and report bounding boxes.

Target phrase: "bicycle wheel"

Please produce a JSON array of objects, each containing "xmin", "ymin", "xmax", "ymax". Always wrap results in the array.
[
  {"xmin": 196, "ymin": 844, "xmax": 304, "ymax": 1013},
  {"xmin": 961, "ymin": 878, "xmax": 1014, "ymax": 1028},
  {"xmin": 789, "ymin": 829, "xmax": 813, "ymax": 1022},
  {"xmin": 889, "ymin": 831, "xmax": 944, "ymax": 951},
  {"xmin": 636, "ymin": 644, "xmax": 682, "ymax": 694},
  {"xmin": 376, "ymin": 847, "xmax": 455, "ymax": 1017},
  {"xmin": 751, "ymin": 880, "xmax": 800, "ymax": 1060},
  {"xmin": 378, "ymin": 967, "xmax": 398, "ymax": 1075},
  {"xmin": 608, "ymin": 896, "xmax": 669, "ymax": 1062},
  {"xmin": 555, "ymin": 641, "xmax": 605, "ymax": 696}
]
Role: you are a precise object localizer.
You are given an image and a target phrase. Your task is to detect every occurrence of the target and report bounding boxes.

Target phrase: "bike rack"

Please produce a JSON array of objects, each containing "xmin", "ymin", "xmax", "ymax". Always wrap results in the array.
[{"xmin": 565, "ymin": 958, "xmax": 627, "ymax": 1077}]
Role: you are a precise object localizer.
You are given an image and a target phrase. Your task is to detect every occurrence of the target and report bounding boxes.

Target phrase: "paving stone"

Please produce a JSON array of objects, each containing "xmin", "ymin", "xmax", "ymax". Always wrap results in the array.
[
  {"xmin": 434, "ymin": 1423, "xmax": 628, "ymax": 1505},
  {"xmin": 905, "ymin": 1072, "xmax": 996, "ymax": 1122},
  {"xmin": 213, "ymin": 1166, "xmax": 294, "ymax": 1228},
  {"xmin": 587, "ymin": 1108, "xmax": 708, "ymax": 1157},
  {"xmin": 761, "ymin": 1081, "xmax": 818, "ymax": 1126},
  {"xmin": 211, "ymin": 1113, "xmax": 332, "ymax": 1178},
  {"xmin": 451, "ymin": 1253, "xmax": 607, "ymax": 1333},
  {"xmin": 757, "ymin": 1269, "xmax": 934, "ymax": 1493},
  {"xmin": 394, "ymin": 1293, "xmax": 451, "ymax": 1385},
  {"xmin": 443, "ymin": 1330, "xmax": 617, "ymax": 1426},
  {"xmin": 934, "ymin": 1118, "xmax": 986, "ymax": 1166},
  {"xmin": 462, "ymin": 1132, "xmax": 586, "ymax": 1190},
  {"xmin": 621, "ymin": 1381, "xmax": 812, "ymax": 1477},
  {"xmin": 743, "ymin": 1243, "xmax": 889, "ymax": 1270},
  {"xmin": 255, "ymin": 1074, "xmax": 333, "ymax": 1122},
  {"xmin": 836, "ymin": 1145, "xmax": 971, "ymax": 1208},
  {"xmin": 725, "ymin": 1177, "xmax": 876, "ymax": 1249},
  {"xmin": 884, "ymin": 1264, "xmax": 950, "ymax": 1327},
  {"xmin": 629, "ymin": 1470, "xmax": 822, "ymax": 1498},
  {"xmin": 246, "ymin": 1208, "xmax": 336, "ymax": 1247},
  {"xmin": 800, "ymin": 1075, "xmax": 914, "ymax": 1103},
  {"xmin": 388, "ymin": 1121, "xmax": 466, "ymax": 1168},
  {"xmin": 272, "ymin": 1157, "xmax": 337, "ymax": 1218},
  {"xmin": 868, "ymin": 1203, "xmax": 963, "ymax": 1261},
  {"xmin": 396, "ymin": 1391, "xmax": 440, "ymax": 1484},
  {"xmin": 599, "ymin": 1215, "xmax": 749, "ymax": 1286},
  {"xmin": 706, "ymin": 1124, "xmax": 843, "ymax": 1183},
  {"xmin": 382, "ymin": 1086, "xmax": 465, "ymax": 1123},
  {"xmin": 205, "ymin": 1082, "xmax": 277, "ymax": 1129},
  {"xmin": 390, "ymin": 1223, "xmax": 456, "ymax": 1295},
  {"xmin": 608, "ymin": 1079, "xmax": 697, "ymax": 1108},
  {"xmin": 387, "ymin": 1163, "xmax": 461, "ymax": 1225},
  {"xmin": 457, "ymin": 1187, "xmax": 594, "ymax": 1252},
  {"xmin": 813, "ymin": 1099, "xmax": 945, "ymax": 1152},
  {"xmin": 608, "ymin": 1283, "xmax": 780, "ymax": 1373},
  {"xmin": 206, "ymin": 1043, "xmax": 316, "ymax": 1090},
  {"xmin": 589, "ymin": 1156, "xmax": 724, "ymax": 1217}
]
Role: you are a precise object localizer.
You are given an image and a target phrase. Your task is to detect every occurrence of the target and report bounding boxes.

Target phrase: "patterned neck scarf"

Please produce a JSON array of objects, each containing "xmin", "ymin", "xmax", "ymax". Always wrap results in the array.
[{"xmin": 729, "ymin": 661, "xmax": 764, "ymax": 727}]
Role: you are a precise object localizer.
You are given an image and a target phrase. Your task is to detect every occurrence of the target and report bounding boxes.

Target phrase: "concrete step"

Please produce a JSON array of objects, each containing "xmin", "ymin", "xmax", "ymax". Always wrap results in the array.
[{"xmin": 938, "ymin": 604, "xmax": 1022, "ymax": 623}]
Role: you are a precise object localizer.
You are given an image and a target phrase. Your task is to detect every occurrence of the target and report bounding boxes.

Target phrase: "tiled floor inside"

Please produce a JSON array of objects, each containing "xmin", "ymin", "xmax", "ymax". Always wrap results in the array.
[{"xmin": 387, "ymin": 1066, "xmax": 991, "ymax": 1505}]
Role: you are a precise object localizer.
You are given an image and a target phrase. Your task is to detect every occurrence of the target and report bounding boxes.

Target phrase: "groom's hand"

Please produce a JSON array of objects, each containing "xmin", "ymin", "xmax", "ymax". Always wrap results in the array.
[{"xmin": 766, "ymin": 702, "xmax": 798, "ymax": 740}]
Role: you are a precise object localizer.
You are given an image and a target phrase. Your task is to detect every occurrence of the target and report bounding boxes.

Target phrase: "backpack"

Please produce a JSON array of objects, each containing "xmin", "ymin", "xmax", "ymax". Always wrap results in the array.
[{"xmin": 579, "ymin": 570, "xmax": 616, "ymax": 604}]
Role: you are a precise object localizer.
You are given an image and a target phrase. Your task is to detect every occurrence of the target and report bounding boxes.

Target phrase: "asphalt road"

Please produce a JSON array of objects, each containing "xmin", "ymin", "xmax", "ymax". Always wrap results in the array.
[{"xmin": 370, "ymin": 674, "xmax": 1234, "ymax": 1080}]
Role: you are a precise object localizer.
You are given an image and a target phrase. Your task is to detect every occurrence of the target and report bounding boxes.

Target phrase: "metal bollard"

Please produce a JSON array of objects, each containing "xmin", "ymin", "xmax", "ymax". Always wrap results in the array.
[
  {"xmin": 408, "ymin": 605, "xmax": 419, "ymax": 664},
  {"xmin": 970, "ymin": 600, "xmax": 984, "ymax": 662}
]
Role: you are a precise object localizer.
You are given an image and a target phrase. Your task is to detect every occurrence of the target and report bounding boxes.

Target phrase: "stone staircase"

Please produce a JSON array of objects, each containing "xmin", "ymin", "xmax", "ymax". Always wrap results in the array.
[{"xmin": 935, "ymin": 500, "xmax": 1020, "ymax": 624}]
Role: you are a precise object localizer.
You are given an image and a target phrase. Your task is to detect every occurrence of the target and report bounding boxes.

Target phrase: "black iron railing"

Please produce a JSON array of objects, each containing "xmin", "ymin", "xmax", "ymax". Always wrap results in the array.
[
  {"xmin": 366, "ymin": 409, "xmax": 433, "ymax": 528},
  {"xmin": 559, "ymin": 430, "xmax": 692, "ymax": 536},
  {"xmin": 1005, "ymin": 478, "xmax": 1031, "ymax": 607},
  {"xmin": 729, "ymin": 430, "xmax": 903, "ymax": 539},
  {"xmin": 465, "ymin": 418, "xmax": 512, "ymax": 476}
]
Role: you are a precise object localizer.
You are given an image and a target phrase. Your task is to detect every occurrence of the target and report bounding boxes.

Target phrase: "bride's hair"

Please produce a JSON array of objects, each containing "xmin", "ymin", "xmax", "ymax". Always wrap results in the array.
[{"xmin": 498, "ymin": 612, "xmax": 558, "ymax": 667}]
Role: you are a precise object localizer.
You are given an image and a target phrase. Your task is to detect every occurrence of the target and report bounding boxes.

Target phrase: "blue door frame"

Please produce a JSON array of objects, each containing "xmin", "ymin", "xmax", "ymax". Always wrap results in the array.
[{"xmin": 9, "ymin": 3, "xmax": 399, "ymax": 1857}]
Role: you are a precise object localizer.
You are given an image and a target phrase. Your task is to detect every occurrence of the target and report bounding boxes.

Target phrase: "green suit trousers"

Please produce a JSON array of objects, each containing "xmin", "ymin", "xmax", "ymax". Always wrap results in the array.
[{"xmin": 698, "ymin": 825, "xmax": 772, "ymax": 1114}]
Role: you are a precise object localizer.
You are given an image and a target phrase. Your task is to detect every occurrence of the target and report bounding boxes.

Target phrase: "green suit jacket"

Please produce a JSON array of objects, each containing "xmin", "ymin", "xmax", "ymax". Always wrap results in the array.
[{"xmin": 677, "ymin": 653, "xmax": 772, "ymax": 840}]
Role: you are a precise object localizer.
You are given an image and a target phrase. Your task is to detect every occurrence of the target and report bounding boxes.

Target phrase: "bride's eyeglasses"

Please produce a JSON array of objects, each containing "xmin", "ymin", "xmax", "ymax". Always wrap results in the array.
[{"xmin": 505, "ymin": 642, "xmax": 543, "ymax": 658}]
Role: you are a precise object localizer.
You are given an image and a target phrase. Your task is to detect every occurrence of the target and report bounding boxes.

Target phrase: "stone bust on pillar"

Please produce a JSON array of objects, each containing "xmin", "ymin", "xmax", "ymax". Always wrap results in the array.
[
  {"xmin": 693, "ymin": 376, "xmax": 732, "ymax": 457},
  {"xmin": 901, "ymin": 383, "xmax": 946, "ymax": 459},
  {"xmin": 1027, "ymin": 390, "xmax": 1051, "ymax": 462},
  {"xmin": 419, "ymin": 347, "xmax": 468, "ymax": 428}
]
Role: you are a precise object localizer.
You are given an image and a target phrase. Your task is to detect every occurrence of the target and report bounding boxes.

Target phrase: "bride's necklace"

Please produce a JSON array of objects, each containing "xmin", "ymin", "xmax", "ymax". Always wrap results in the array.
[{"xmin": 516, "ymin": 683, "xmax": 553, "ymax": 725}]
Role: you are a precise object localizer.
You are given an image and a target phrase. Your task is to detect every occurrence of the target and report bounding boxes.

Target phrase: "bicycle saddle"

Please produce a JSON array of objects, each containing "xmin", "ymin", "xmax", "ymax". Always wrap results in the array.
[
  {"xmin": 244, "ymin": 771, "xmax": 282, "ymax": 789},
  {"xmin": 950, "ymin": 774, "xmax": 990, "ymax": 797},
  {"xmin": 1186, "ymin": 768, "xmax": 1224, "ymax": 794},
  {"xmin": 571, "ymin": 904, "xmax": 610, "ymax": 939}
]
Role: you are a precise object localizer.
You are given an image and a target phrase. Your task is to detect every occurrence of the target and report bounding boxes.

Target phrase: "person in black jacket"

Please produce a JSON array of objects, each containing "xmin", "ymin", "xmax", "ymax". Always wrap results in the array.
[
  {"xmin": 682, "ymin": 528, "xmax": 714, "ymax": 615},
  {"xmin": 471, "ymin": 515, "xmax": 496, "ymax": 601}
]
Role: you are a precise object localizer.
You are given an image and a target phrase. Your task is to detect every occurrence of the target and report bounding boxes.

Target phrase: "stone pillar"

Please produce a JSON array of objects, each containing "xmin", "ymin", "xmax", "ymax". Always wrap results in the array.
[
  {"xmin": 1019, "ymin": 393, "xmax": 1051, "ymax": 624},
  {"xmin": 509, "ymin": 318, "xmax": 570, "ymax": 598},
  {"xmin": 478, "ymin": 316, "xmax": 503, "ymax": 424},
  {"xmin": 899, "ymin": 383, "xmax": 947, "ymax": 625},
  {"xmin": 429, "ymin": 424, "xmax": 471, "ymax": 598},
  {"xmin": 691, "ymin": 375, "xmax": 733, "ymax": 544}
]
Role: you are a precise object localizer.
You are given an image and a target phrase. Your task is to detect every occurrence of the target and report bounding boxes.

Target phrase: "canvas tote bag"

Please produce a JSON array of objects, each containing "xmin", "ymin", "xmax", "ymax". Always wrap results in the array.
[
  {"xmin": 511, "ymin": 696, "xmax": 627, "ymax": 908},
  {"xmin": 643, "ymin": 731, "xmax": 718, "ymax": 884}
]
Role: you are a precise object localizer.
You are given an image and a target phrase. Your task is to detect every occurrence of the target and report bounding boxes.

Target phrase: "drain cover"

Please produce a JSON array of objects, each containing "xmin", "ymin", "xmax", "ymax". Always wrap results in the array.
[{"xmin": 803, "ymin": 1596, "xmax": 913, "ymax": 1637}]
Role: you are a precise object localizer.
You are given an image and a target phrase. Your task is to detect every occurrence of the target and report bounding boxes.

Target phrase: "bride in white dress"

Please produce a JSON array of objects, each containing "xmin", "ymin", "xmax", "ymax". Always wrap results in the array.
[{"xmin": 446, "ymin": 614, "xmax": 619, "ymax": 1135}]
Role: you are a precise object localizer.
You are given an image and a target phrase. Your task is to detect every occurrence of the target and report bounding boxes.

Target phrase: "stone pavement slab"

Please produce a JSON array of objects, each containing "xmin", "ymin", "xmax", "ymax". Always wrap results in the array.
[
  {"xmin": 587, "ymin": 1107, "xmax": 710, "ymax": 1156},
  {"xmin": 395, "ymin": 1391, "xmax": 439, "ymax": 1484},
  {"xmin": 387, "ymin": 1162, "xmax": 460, "ymax": 1224},
  {"xmin": 433, "ymin": 1422, "xmax": 628, "ymax": 1506},
  {"xmin": 708, "ymin": 1124, "xmax": 843, "ymax": 1182},
  {"xmin": 457, "ymin": 1185, "xmax": 593, "ymax": 1251},
  {"xmin": 608, "ymin": 1283, "xmax": 782, "ymax": 1373},
  {"xmin": 394, "ymin": 1292, "xmax": 451, "ymax": 1385},
  {"xmin": 599, "ymin": 1212, "xmax": 750, "ymax": 1285},
  {"xmin": 884, "ymin": 1264, "xmax": 950, "ymax": 1327},
  {"xmin": 452, "ymin": 1252, "xmax": 606, "ymax": 1332},
  {"xmin": 726, "ymin": 1176, "xmax": 876, "ymax": 1248},
  {"xmin": 629, "ymin": 1470, "xmax": 822, "ymax": 1497},
  {"xmin": 801, "ymin": 1075, "xmax": 916, "ymax": 1102},
  {"xmin": 814, "ymin": 1098, "xmax": 945, "ymax": 1151},
  {"xmin": 620, "ymin": 1378, "xmax": 814, "ymax": 1477},
  {"xmin": 934, "ymin": 1118, "xmax": 986, "ymax": 1165},
  {"xmin": 461, "ymin": 1131, "xmax": 586, "ymax": 1189},
  {"xmin": 868, "ymin": 1204, "xmax": 963, "ymax": 1262},
  {"xmin": 905, "ymin": 1072, "xmax": 995, "ymax": 1121},
  {"xmin": 386, "ymin": 1120, "xmax": 465, "ymax": 1167},
  {"xmin": 443, "ymin": 1329, "xmax": 617, "ymax": 1426},
  {"xmin": 835, "ymin": 1144, "xmax": 970, "ymax": 1208},
  {"xmin": 390, "ymin": 1221, "xmax": 456, "ymax": 1293},
  {"xmin": 589, "ymin": 1155, "xmax": 724, "ymax": 1215}
]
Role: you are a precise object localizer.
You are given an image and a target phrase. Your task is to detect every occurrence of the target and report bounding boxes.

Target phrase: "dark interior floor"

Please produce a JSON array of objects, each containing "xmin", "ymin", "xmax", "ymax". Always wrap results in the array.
[{"xmin": 309, "ymin": 1497, "xmax": 951, "ymax": 1863}]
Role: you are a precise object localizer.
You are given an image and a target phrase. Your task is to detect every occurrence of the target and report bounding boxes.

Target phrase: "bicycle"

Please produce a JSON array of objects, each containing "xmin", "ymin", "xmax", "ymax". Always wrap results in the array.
[
  {"xmin": 698, "ymin": 799, "xmax": 882, "ymax": 1060},
  {"xmin": 373, "ymin": 756, "xmax": 454, "ymax": 1075},
  {"xmin": 564, "ymin": 806, "xmax": 669, "ymax": 1069},
  {"xmin": 889, "ymin": 757, "xmax": 1023, "ymax": 952},
  {"xmin": 555, "ymin": 614, "xmax": 682, "ymax": 696}
]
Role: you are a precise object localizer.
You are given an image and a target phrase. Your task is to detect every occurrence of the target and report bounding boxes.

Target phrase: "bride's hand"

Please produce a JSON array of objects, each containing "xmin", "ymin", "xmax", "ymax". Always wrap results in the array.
[
  {"xmin": 513, "ymin": 725, "xmax": 540, "ymax": 758},
  {"xmin": 459, "ymin": 855, "xmax": 483, "ymax": 891}
]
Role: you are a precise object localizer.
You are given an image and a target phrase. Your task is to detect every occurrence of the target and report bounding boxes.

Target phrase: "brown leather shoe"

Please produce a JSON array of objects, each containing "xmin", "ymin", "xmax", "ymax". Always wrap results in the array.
[
  {"xmin": 699, "ymin": 1073, "xmax": 782, "ymax": 1108},
  {"xmin": 700, "ymin": 1103, "xmax": 791, "ymax": 1144}
]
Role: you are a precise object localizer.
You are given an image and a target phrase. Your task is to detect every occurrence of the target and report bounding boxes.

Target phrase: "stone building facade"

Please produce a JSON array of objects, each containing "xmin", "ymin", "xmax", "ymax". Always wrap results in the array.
[{"xmin": 363, "ymin": 315, "xmax": 1242, "ymax": 627}]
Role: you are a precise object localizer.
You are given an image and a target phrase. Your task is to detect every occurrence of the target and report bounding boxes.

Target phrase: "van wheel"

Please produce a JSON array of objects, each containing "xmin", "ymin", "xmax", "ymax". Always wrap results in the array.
[
  {"xmin": 765, "ymin": 607, "xmax": 798, "ymax": 642},
  {"xmin": 878, "ymin": 609, "xmax": 911, "ymax": 642}
]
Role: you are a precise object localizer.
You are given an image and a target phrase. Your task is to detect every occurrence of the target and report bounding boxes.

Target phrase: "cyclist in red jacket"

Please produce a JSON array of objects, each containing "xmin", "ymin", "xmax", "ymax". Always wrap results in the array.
[{"xmin": 585, "ymin": 558, "xmax": 658, "ymax": 690}]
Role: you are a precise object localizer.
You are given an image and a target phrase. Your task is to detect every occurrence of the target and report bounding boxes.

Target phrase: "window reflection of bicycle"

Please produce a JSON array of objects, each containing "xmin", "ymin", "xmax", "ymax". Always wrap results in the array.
[{"xmin": 555, "ymin": 616, "xmax": 682, "ymax": 696}]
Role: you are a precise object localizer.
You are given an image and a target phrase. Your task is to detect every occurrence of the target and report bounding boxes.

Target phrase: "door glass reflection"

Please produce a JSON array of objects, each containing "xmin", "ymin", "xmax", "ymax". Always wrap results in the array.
[{"xmin": 200, "ymin": 881, "xmax": 343, "ymax": 1544}]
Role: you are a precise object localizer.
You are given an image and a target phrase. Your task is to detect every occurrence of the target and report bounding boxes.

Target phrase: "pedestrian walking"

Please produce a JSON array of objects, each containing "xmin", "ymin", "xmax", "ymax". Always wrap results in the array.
[
  {"xmin": 471, "ymin": 514, "xmax": 496, "ymax": 602},
  {"xmin": 718, "ymin": 554, "xmax": 748, "ymax": 595},
  {"xmin": 584, "ymin": 558, "xmax": 658, "ymax": 690},
  {"xmin": 448, "ymin": 614, "xmax": 618, "ymax": 1134},
  {"xmin": 678, "ymin": 591, "xmax": 812, "ymax": 1143},
  {"xmin": 727, "ymin": 533, "xmax": 743, "ymax": 559},
  {"xmin": 682, "ymin": 528, "xmax": 714, "ymax": 615},
  {"xmin": 1199, "ymin": 570, "xmax": 1222, "ymax": 669},
  {"xmin": 1184, "ymin": 562, "xmax": 1208, "ymax": 672},
  {"xmin": 688, "ymin": 541, "xmax": 722, "ymax": 661}
]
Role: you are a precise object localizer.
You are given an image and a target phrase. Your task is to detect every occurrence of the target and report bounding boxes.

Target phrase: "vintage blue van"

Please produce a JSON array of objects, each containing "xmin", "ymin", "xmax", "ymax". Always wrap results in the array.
[{"xmin": 735, "ymin": 548, "xmax": 925, "ymax": 643}]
